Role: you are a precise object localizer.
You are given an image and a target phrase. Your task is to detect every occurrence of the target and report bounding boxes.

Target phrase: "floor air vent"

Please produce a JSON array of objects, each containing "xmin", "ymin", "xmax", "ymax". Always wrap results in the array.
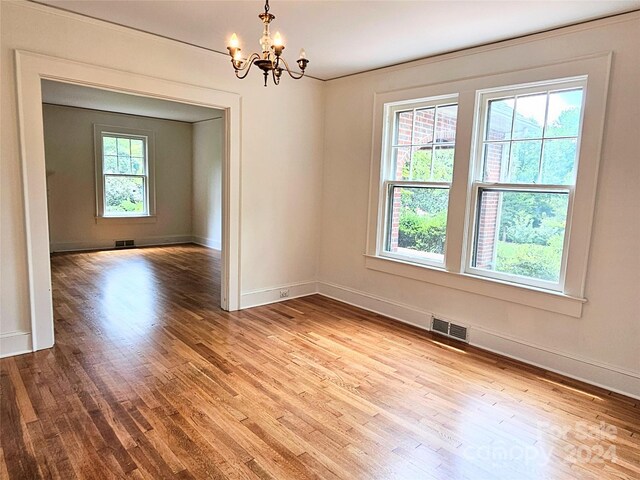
[
  {"xmin": 115, "ymin": 239, "xmax": 135, "ymax": 248},
  {"xmin": 431, "ymin": 316, "xmax": 469, "ymax": 342}
]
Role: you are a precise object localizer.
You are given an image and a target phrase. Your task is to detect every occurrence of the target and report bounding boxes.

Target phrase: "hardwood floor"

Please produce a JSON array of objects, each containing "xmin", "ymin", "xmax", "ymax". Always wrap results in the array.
[{"xmin": 1, "ymin": 244, "xmax": 638, "ymax": 479}]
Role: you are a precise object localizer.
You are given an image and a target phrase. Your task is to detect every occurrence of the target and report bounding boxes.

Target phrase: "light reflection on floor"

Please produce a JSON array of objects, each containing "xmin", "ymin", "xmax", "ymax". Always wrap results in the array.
[{"xmin": 98, "ymin": 256, "xmax": 159, "ymax": 339}]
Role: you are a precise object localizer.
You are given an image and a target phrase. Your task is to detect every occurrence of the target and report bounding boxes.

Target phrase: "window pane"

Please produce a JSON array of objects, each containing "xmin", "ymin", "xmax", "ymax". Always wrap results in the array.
[
  {"xmin": 386, "ymin": 186, "xmax": 449, "ymax": 263},
  {"xmin": 396, "ymin": 147, "xmax": 455, "ymax": 182},
  {"xmin": 540, "ymin": 138, "xmax": 577, "ymax": 184},
  {"xmin": 117, "ymin": 156, "xmax": 132, "ymax": 174},
  {"xmin": 486, "ymin": 98, "xmax": 514, "ymax": 141},
  {"xmin": 103, "ymin": 136, "xmax": 117, "ymax": 156},
  {"xmin": 103, "ymin": 155, "xmax": 118, "ymax": 174},
  {"xmin": 117, "ymin": 137, "xmax": 130, "ymax": 156},
  {"xmin": 434, "ymin": 105, "xmax": 457, "ymax": 143},
  {"xmin": 394, "ymin": 110, "xmax": 413, "ymax": 146},
  {"xmin": 131, "ymin": 158, "xmax": 145, "ymax": 175},
  {"xmin": 412, "ymin": 108, "xmax": 435, "ymax": 145},
  {"xmin": 508, "ymin": 140, "xmax": 542, "ymax": 183},
  {"xmin": 545, "ymin": 89, "xmax": 583, "ymax": 138},
  {"xmin": 432, "ymin": 146, "xmax": 455, "ymax": 182},
  {"xmin": 513, "ymin": 94, "xmax": 546, "ymax": 139},
  {"xmin": 130, "ymin": 139, "xmax": 145, "ymax": 157},
  {"xmin": 392, "ymin": 147, "xmax": 411, "ymax": 180},
  {"xmin": 404, "ymin": 147, "xmax": 432, "ymax": 181},
  {"xmin": 483, "ymin": 142, "xmax": 510, "ymax": 182},
  {"xmin": 104, "ymin": 176, "xmax": 145, "ymax": 214},
  {"xmin": 473, "ymin": 190, "xmax": 569, "ymax": 283}
]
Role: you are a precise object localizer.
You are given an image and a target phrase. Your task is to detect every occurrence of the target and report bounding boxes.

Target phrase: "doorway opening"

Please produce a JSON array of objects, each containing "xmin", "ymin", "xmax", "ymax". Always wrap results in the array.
[
  {"xmin": 41, "ymin": 80, "xmax": 225, "ymax": 327},
  {"xmin": 15, "ymin": 51, "xmax": 242, "ymax": 353}
]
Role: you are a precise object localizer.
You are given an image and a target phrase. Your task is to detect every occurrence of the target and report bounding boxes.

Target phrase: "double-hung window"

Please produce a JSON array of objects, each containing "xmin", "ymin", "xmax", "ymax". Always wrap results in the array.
[
  {"xmin": 467, "ymin": 79, "xmax": 585, "ymax": 290},
  {"xmin": 94, "ymin": 125, "xmax": 155, "ymax": 219},
  {"xmin": 368, "ymin": 53, "xmax": 610, "ymax": 315},
  {"xmin": 380, "ymin": 96, "xmax": 458, "ymax": 267}
]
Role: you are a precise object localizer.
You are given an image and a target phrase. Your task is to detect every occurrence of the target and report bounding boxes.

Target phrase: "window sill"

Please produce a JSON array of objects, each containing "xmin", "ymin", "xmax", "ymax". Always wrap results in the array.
[
  {"xmin": 364, "ymin": 254, "xmax": 586, "ymax": 317},
  {"xmin": 95, "ymin": 215, "xmax": 157, "ymax": 225}
]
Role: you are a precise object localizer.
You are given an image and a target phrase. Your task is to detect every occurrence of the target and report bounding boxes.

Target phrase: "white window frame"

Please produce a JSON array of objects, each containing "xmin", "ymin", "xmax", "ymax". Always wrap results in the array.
[
  {"xmin": 464, "ymin": 78, "xmax": 587, "ymax": 291},
  {"xmin": 378, "ymin": 95, "xmax": 459, "ymax": 268},
  {"xmin": 365, "ymin": 53, "xmax": 612, "ymax": 317},
  {"xmin": 94, "ymin": 124, "xmax": 156, "ymax": 221}
]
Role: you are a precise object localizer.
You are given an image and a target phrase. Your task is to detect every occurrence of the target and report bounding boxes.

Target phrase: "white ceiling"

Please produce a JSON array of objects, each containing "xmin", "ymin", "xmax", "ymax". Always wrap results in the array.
[
  {"xmin": 38, "ymin": 0, "xmax": 640, "ymax": 80},
  {"xmin": 41, "ymin": 80, "xmax": 223, "ymax": 122}
]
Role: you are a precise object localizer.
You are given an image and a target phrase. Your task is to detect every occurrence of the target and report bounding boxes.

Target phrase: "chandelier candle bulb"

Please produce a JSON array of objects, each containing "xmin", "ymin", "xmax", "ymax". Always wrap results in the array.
[
  {"xmin": 272, "ymin": 31, "xmax": 285, "ymax": 56},
  {"xmin": 225, "ymin": 0, "xmax": 309, "ymax": 86},
  {"xmin": 229, "ymin": 33, "xmax": 239, "ymax": 48}
]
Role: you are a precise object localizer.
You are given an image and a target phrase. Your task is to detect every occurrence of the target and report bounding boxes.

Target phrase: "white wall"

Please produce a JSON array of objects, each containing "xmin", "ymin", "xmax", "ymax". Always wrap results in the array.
[
  {"xmin": 319, "ymin": 13, "xmax": 640, "ymax": 397},
  {"xmin": 1, "ymin": 2, "xmax": 324, "ymax": 337},
  {"xmin": 192, "ymin": 118, "xmax": 223, "ymax": 250},
  {"xmin": 43, "ymin": 104, "xmax": 194, "ymax": 251}
]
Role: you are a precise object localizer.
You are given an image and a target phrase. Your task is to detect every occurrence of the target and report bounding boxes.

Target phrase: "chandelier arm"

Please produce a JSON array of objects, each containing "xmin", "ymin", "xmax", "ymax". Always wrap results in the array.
[
  {"xmin": 236, "ymin": 53, "xmax": 260, "ymax": 80},
  {"xmin": 236, "ymin": 62, "xmax": 253, "ymax": 80},
  {"xmin": 235, "ymin": 61, "xmax": 252, "ymax": 73},
  {"xmin": 278, "ymin": 56, "xmax": 306, "ymax": 80}
]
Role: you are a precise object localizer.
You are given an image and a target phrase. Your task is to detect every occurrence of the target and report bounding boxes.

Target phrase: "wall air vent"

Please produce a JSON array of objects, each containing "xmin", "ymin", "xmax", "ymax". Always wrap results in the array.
[
  {"xmin": 115, "ymin": 240, "xmax": 135, "ymax": 248},
  {"xmin": 449, "ymin": 323, "xmax": 468, "ymax": 341},
  {"xmin": 432, "ymin": 317, "xmax": 449, "ymax": 335},
  {"xmin": 431, "ymin": 316, "xmax": 469, "ymax": 343}
]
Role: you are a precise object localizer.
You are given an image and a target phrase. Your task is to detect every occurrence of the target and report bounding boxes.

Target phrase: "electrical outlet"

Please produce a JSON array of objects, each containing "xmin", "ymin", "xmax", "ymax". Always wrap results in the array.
[{"xmin": 279, "ymin": 289, "xmax": 290, "ymax": 298}]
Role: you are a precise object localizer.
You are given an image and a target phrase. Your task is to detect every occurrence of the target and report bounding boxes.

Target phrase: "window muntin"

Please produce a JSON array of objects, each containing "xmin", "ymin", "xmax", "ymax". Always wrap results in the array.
[
  {"xmin": 101, "ymin": 133, "xmax": 149, "ymax": 216},
  {"xmin": 382, "ymin": 97, "xmax": 458, "ymax": 266},
  {"xmin": 468, "ymin": 80, "xmax": 585, "ymax": 290}
]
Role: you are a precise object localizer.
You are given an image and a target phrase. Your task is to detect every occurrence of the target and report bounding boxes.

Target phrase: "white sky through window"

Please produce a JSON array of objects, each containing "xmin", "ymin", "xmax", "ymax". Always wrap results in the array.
[{"xmin": 515, "ymin": 89, "xmax": 583, "ymax": 126}]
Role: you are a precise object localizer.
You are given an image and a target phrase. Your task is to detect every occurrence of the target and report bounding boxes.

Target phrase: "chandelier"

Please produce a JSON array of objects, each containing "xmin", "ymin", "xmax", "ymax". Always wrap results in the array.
[{"xmin": 226, "ymin": 0, "xmax": 309, "ymax": 86}]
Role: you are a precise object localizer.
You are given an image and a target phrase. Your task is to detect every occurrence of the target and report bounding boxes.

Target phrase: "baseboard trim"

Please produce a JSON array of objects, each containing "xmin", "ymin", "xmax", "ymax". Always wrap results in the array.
[
  {"xmin": 318, "ymin": 281, "xmax": 432, "ymax": 330},
  {"xmin": 469, "ymin": 327, "xmax": 640, "ymax": 399},
  {"xmin": 241, "ymin": 281, "xmax": 318, "ymax": 309},
  {"xmin": 316, "ymin": 281, "xmax": 640, "ymax": 400},
  {"xmin": 192, "ymin": 236, "xmax": 222, "ymax": 250},
  {"xmin": 50, "ymin": 235, "xmax": 193, "ymax": 252},
  {"xmin": 0, "ymin": 331, "xmax": 33, "ymax": 358}
]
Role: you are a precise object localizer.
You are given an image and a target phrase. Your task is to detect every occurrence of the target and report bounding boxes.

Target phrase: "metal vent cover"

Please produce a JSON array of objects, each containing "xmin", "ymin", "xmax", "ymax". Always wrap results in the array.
[
  {"xmin": 432, "ymin": 317, "xmax": 449, "ymax": 335},
  {"xmin": 449, "ymin": 323, "xmax": 468, "ymax": 341},
  {"xmin": 115, "ymin": 239, "xmax": 135, "ymax": 248},
  {"xmin": 431, "ymin": 316, "xmax": 469, "ymax": 343}
]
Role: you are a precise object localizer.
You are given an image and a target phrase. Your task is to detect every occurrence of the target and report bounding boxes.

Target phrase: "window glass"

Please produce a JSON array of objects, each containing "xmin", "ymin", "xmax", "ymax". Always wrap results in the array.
[
  {"xmin": 473, "ymin": 190, "xmax": 569, "ymax": 283},
  {"xmin": 383, "ymin": 99, "xmax": 458, "ymax": 266},
  {"xmin": 486, "ymin": 98, "xmax": 514, "ymax": 141},
  {"xmin": 102, "ymin": 134, "xmax": 148, "ymax": 216},
  {"xmin": 513, "ymin": 93, "xmax": 546, "ymax": 139},
  {"xmin": 104, "ymin": 176, "xmax": 145, "ymax": 214},
  {"xmin": 481, "ymin": 88, "xmax": 583, "ymax": 186},
  {"xmin": 471, "ymin": 82, "xmax": 584, "ymax": 287},
  {"xmin": 546, "ymin": 89, "xmax": 583, "ymax": 137},
  {"xmin": 386, "ymin": 186, "xmax": 449, "ymax": 263},
  {"xmin": 508, "ymin": 140, "xmax": 542, "ymax": 183}
]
